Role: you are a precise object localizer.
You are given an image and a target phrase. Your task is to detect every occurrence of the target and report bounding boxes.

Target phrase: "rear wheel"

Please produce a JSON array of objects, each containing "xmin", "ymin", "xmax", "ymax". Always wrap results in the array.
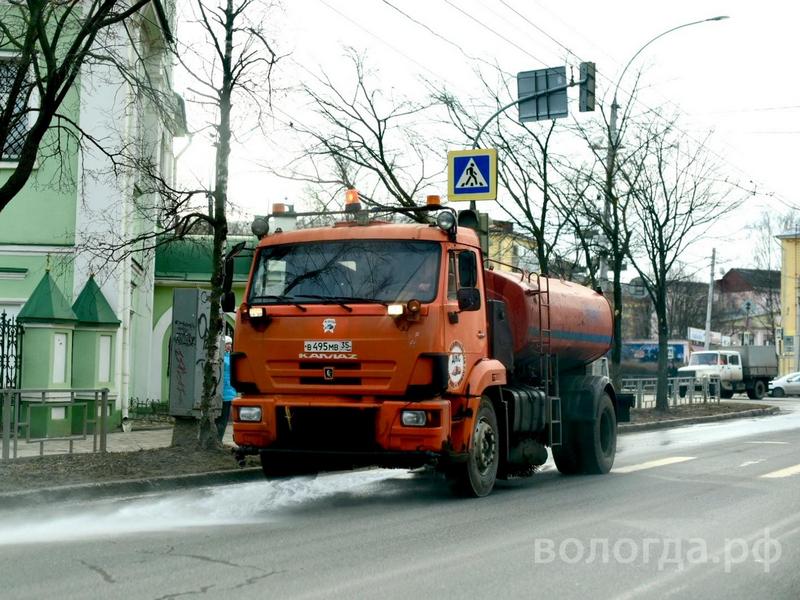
[
  {"xmin": 554, "ymin": 394, "xmax": 617, "ymax": 475},
  {"xmin": 553, "ymin": 423, "xmax": 581, "ymax": 475},
  {"xmin": 449, "ymin": 398, "xmax": 499, "ymax": 497},
  {"xmin": 720, "ymin": 389, "xmax": 734, "ymax": 399},
  {"xmin": 579, "ymin": 393, "xmax": 616, "ymax": 474},
  {"xmin": 746, "ymin": 380, "xmax": 767, "ymax": 400}
]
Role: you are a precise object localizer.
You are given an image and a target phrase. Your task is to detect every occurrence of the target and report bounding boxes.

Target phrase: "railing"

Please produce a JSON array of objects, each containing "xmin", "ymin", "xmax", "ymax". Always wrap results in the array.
[
  {"xmin": 620, "ymin": 376, "xmax": 721, "ymax": 409},
  {"xmin": 127, "ymin": 397, "xmax": 172, "ymax": 425},
  {"xmin": 1, "ymin": 388, "xmax": 110, "ymax": 460}
]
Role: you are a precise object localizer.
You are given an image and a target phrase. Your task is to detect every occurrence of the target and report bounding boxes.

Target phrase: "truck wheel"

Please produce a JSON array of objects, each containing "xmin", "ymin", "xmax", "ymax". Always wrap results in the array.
[
  {"xmin": 450, "ymin": 398, "xmax": 499, "ymax": 497},
  {"xmin": 720, "ymin": 389, "xmax": 734, "ymax": 399},
  {"xmin": 552, "ymin": 423, "xmax": 581, "ymax": 475},
  {"xmin": 579, "ymin": 393, "xmax": 616, "ymax": 474},
  {"xmin": 746, "ymin": 380, "xmax": 766, "ymax": 400}
]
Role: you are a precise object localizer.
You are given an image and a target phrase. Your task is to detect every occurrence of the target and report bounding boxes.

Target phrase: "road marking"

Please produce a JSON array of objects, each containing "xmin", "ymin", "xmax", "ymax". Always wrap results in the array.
[
  {"xmin": 761, "ymin": 463, "xmax": 800, "ymax": 479},
  {"xmin": 614, "ymin": 456, "xmax": 697, "ymax": 474},
  {"xmin": 739, "ymin": 459, "xmax": 766, "ymax": 467},
  {"xmin": 745, "ymin": 441, "xmax": 789, "ymax": 445}
]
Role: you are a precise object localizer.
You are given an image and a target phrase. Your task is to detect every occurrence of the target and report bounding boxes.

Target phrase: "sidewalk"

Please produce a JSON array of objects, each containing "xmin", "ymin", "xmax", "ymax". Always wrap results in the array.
[{"xmin": 6, "ymin": 424, "xmax": 234, "ymax": 459}]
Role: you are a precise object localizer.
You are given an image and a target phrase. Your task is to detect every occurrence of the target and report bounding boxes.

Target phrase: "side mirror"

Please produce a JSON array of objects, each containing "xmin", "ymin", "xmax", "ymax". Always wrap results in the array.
[
  {"xmin": 221, "ymin": 291, "xmax": 236, "ymax": 313},
  {"xmin": 457, "ymin": 287, "xmax": 481, "ymax": 312},
  {"xmin": 222, "ymin": 256, "xmax": 234, "ymax": 294}
]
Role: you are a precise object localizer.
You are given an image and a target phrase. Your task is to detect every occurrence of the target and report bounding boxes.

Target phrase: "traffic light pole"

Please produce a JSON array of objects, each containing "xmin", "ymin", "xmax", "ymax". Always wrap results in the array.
[{"xmin": 468, "ymin": 77, "xmax": 588, "ymax": 210}]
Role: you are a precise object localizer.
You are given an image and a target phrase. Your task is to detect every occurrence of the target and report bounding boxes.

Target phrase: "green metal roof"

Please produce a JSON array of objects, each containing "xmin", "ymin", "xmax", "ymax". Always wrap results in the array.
[
  {"xmin": 154, "ymin": 236, "xmax": 252, "ymax": 282},
  {"xmin": 72, "ymin": 275, "xmax": 120, "ymax": 326},
  {"xmin": 17, "ymin": 272, "xmax": 77, "ymax": 324}
]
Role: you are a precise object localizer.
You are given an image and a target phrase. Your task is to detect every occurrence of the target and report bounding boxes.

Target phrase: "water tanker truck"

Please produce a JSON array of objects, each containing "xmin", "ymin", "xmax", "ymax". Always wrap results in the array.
[{"xmin": 227, "ymin": 197, "xmax": 629, "ymax": 497}]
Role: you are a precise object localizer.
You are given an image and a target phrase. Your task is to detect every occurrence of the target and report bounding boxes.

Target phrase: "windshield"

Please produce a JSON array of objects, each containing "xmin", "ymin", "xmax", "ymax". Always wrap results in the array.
[
  {"xmin": 248, "ymin": 240, "xmax": 441, "ymax": 304},
  {"xmin": 689, "ymin": 353, "xmax": 720, "ymax": 366}
]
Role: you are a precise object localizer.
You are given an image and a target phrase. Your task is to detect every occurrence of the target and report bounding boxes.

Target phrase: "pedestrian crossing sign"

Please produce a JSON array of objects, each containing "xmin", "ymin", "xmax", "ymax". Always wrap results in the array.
[{"xmin": 447, "ymin": 148, "xmax": 497, "ymax": 201}]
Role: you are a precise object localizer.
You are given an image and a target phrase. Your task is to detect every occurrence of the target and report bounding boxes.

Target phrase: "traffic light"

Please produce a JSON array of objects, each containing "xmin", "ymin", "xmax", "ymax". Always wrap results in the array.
[
  {"xmin": 457, "ymin": 209, "xmax": 490, "ymax": 256},
  {"xmin": 579, "ymin": 62, "xmax": 595, "ymax": 112}
]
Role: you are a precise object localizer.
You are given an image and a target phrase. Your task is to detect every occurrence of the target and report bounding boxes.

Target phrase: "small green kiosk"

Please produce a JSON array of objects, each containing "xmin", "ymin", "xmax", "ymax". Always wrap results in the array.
[
  {"xmin": 16, "ymin": 271, "xmax": 78, "ymax": 439},
  {"xmin": 71, "ymin": 275, "xmax": 121, "ymax": 432}
]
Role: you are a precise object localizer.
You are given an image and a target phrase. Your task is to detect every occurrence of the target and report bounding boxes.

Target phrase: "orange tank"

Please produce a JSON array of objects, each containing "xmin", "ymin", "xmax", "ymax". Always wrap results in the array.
[{"xmin": 484, "ymin": 269, "xmax": 612, "ymax": 372}]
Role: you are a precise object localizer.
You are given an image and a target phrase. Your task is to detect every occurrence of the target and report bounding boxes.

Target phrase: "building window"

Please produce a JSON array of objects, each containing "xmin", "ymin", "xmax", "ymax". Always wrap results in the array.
[
  {"xmin": 99, "ymin": 335, "xmax": 112, "ymax": 383},
  {"xmin": 784, "ymin": 336, "xmax": 795, "ymax": 355},
  {"xmin": 53, "ymin": 332, "xmax": 68, "ymax": 384},
  {"xmin": 0, "ymin": 57, "xmax": 29, "ymax": 161}
]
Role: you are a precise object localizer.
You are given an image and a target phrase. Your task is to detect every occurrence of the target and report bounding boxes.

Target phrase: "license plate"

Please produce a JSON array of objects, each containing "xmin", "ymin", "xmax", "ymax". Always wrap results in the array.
[{"xmin": 303, "ymin": 340, "xmax": 353, "ymax": 352}]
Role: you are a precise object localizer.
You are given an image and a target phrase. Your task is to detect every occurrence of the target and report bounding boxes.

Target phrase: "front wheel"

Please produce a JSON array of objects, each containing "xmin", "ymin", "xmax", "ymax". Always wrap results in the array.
[
  {"xmin": 720, "ymin": 389, "xmax": 734, "ymax": 399},
  {"xmin": 579, "ymin": 393, "xmax": 617, "ymax": 474},
  {"xmin": 449, "ymin": 398, "xmax": 499, "ymax": 497},
  {"xmin": 772, "ymin": 387, "xmax": 785, "ymax": 398}
]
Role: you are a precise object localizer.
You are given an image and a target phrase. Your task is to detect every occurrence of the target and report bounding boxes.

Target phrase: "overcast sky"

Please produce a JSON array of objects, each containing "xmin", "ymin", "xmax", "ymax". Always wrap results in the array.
[{"xmin": 175, "ymin": 0, "xmax": 799, "ymax": 276}]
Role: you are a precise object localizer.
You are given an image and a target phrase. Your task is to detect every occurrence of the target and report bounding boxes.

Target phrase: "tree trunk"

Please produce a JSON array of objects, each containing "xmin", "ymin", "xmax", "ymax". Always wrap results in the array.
[{"xmin": 655, "ymin": 289, "xmax": 670, "ymax": 412}]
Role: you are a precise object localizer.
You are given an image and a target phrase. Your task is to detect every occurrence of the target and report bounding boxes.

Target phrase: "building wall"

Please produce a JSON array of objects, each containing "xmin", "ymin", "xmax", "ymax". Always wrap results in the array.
[
  {"xmin": 779, "ymin": 235, "xmax": 800, "ymax": 374},
  {"xmin": 0, "ymin": 5, "xmax": 178, "ymax": 431}
]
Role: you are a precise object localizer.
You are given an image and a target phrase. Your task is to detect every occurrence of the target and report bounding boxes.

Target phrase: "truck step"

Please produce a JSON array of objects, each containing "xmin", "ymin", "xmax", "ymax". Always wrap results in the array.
[{"xmin": 549, "ymin": 395, "xmax": 562, "ymax": 446}]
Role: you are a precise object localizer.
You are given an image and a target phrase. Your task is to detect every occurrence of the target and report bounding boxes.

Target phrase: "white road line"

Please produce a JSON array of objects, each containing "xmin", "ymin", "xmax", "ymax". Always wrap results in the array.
[
  {"xmin": 739, "ymin": 459, "xmax": 766, "ymax": 467},
  {"xmin": 613, "ymin": 456, "xmax": 697, "ymax": 474},
  {"xmin": 761, "ymin": 463, "xmax": 800, "ymax": 479},
  {"xmin": 744, "ymin": 441, "xmax": 790, "ymax": 445}
]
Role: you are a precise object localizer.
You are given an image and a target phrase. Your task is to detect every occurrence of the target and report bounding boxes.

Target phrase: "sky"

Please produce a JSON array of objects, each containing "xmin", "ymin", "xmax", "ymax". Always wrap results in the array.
[{"xmin": 174, "ymin": 0, "xmax": 800, "ymax": 278}]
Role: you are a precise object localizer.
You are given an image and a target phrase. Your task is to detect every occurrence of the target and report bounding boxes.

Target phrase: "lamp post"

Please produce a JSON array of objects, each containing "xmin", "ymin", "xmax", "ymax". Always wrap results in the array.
[
  {"xmin": 599, "ymin": 15, "xmax": 729, "ymax": 289},
  {"xmin": 600, "ymin": 16, "xmax": 728, "ymax": 387}
]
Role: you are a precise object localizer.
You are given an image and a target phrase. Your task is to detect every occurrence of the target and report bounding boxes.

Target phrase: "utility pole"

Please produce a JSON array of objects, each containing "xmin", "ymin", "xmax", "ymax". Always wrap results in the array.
[{"xmin": 704, "ymin": 248, "xmax": 716, "ymax": 350}]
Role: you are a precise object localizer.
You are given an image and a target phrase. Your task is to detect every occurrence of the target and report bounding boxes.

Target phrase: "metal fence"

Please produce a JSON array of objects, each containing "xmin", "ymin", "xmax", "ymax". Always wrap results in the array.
[
  {"xmin": 620, "ymin": 376, "xmax": 721, "ymax": 409},
  {"xmin": 128, "ymin": 397, "xmax": 172, "ymax": 424},
  {"xmin": 1, "ymin": 388, "xmax": 110, "ymax": 460},
  {"xmin": 0, "ymin": 311, "xmax": 22, "ymax": 389}
]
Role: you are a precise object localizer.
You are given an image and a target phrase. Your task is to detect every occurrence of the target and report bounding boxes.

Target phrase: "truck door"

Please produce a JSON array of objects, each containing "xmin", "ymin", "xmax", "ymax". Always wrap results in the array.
[
  {"xmin": 727, "ymin": 353, "xmax": 743, "ymax": 383},
  {"xmin": 443, "ymin": 248, "xmax": 488, "ymax": 394}
]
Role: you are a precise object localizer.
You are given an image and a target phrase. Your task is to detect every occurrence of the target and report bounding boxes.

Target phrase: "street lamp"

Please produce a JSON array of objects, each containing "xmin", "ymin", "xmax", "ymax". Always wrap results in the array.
[{"xmin": 599, "ymin": 15, "xmax": 729, "ymax": 288}]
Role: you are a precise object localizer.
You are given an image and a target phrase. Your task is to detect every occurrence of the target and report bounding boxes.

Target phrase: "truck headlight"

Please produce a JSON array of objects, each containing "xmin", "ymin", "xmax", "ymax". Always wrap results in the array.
[
  {"xmin": 238, "ymin": 406, "xmax": 262, "ymax": 422},
  {"xmin": 401, "ymin": 410, "xmax": 427, "ymax": 427}
]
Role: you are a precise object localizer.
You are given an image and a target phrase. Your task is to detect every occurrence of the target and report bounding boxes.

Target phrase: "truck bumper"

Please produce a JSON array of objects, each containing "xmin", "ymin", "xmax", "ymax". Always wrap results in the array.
[{"xmin": 232, "ymin": 395, "xmax": 461, "ymax": 459}]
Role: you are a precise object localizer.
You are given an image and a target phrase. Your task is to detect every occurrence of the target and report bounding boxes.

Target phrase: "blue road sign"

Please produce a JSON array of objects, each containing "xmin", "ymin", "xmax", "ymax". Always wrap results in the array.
[{"xmin": 447, "ymin": 148, "xmax": 497, "ymax": 201}]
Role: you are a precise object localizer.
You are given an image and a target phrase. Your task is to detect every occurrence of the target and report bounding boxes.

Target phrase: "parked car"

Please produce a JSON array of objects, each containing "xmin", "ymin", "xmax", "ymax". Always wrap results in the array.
[{"xmin": 768, "ymin": 372, "xmax": 800, "ymax": 397}]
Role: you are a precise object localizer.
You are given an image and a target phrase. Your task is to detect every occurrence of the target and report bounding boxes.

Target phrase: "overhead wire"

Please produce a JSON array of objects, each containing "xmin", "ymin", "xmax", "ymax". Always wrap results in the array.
[{"xmin": 493, "ymin": 0, "xmax": 793, "ymax": 206}]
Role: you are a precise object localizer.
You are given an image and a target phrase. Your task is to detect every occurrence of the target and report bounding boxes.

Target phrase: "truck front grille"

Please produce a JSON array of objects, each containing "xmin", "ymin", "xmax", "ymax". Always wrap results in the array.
[{"xmin": 275, "ymin": 407, "xmax": 379, "ymax": 452}]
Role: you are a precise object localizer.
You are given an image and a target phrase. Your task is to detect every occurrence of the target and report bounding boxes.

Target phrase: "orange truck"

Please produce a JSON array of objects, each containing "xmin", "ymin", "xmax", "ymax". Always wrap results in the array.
[{"xmin": 226, "ymin": 196, "xmax": 629, "ymax": 497}]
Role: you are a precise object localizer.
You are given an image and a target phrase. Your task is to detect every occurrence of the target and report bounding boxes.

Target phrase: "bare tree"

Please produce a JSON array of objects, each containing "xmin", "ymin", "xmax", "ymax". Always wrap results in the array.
[
  {"xmin": 79, "ymin": 0, "xmax": 282, "ymax": 449},
  {"xmin": 0, "ymin": 0, "xmax": 168, "ymax": 211},
  {"xmin": 279, "ymin": 51, "xmax": 442, "ymax": 212},
  {"xmin": 622, "ymin": 122, "xmax": 736, "ymax": 411},
  {"xmin": 746, "ymin": 210, "xmax": 799, "ymax": 339}
]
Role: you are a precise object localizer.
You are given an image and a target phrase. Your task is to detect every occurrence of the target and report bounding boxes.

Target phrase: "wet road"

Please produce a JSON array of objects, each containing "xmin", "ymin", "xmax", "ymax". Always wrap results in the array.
[{"xmin": 1, "ymin": 398, "xmax": 799, "ymax": 600}]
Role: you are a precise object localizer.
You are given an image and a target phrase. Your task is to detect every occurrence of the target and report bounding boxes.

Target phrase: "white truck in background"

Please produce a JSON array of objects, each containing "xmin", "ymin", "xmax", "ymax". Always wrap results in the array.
[{"xmin": 677, "ymin": 346, "xmax": 778, "ymax": 400}]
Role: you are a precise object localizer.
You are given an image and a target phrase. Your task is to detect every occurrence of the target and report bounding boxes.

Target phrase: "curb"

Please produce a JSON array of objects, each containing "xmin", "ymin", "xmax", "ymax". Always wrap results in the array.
[
  {"xmin": 619, "ymin": 405, "xmax": 780, "ymax": 433},
  {"xmin": 0, "ymin": 467, "xmax": 263, "ymax": 508}
]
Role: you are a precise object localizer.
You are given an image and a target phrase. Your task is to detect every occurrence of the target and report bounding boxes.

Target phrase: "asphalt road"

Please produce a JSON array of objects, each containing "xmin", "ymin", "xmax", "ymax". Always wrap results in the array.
[{"xmin": 1, "ymin": 399, "xmax": 799, "ymax": 600}]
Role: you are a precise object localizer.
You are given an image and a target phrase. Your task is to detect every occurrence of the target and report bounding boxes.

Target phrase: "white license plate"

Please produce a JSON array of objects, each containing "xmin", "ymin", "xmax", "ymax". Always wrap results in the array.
[{"xmin": 303, "ymin": 340, "xmax": 353, "ymax": 352}]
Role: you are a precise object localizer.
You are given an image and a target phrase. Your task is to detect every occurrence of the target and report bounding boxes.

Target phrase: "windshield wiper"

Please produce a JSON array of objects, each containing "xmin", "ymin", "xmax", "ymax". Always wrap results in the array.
[
  {"xmin": 249, "ymin": 295, "xmax": 308, "ymax": 312},
  {"xmin": 292, "ymin": 294, "xmax": 354, "ymax": 312}
]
